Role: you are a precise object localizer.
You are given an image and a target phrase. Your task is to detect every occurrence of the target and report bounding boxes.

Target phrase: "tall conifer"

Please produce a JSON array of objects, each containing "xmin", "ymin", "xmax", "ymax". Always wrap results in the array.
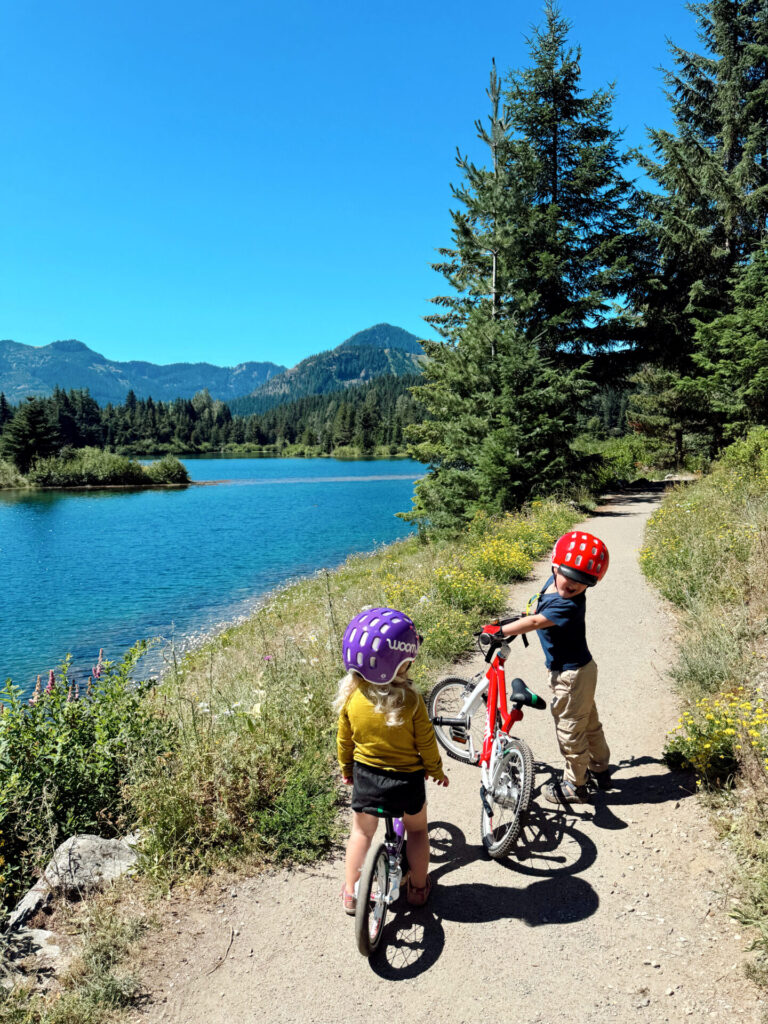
[{"xmin": 637, "ymin": 0, "xmax": 768, "ymax": 369}]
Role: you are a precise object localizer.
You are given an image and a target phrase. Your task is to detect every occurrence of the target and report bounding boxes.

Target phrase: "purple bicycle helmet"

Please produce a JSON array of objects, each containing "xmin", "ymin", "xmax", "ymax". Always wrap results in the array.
[{"xmin": 342, "ymin": 607, "xmax": 421, "ymax": 685}]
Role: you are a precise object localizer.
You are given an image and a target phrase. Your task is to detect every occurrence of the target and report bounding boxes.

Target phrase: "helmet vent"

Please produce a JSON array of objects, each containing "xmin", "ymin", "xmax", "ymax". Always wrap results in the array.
[
  {"xmin": 380, "ymin": 624, "xmax": 390, "ymax": 634},
  {"xmin": 372, "ymin": 636, "xmax": 382, "ymax": 652},
  {"xmin": 356, "ymin": 652, "xmax": 364, "ymax": 667},
  {"xmin": 348, "ymin": 627, "xmax": 357, "ymax": 644},
  {"xmin": 369, "ymin": 656, "xmax": 377, "ymax": 668},
  {"xmin": 360, "ymin": 631, "xmax": 369, "ymax": 648}
]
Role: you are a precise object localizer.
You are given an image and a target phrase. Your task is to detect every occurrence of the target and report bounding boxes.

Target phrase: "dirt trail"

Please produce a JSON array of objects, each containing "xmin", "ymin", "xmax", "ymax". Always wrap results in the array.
[{"xmin": 130, "ymin": 489, "xmax": 763, "ymax": 1024}]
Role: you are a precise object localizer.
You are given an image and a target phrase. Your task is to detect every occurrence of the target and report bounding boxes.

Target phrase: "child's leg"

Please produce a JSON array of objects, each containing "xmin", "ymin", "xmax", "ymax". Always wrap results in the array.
[
  {"xmin": 402, "ymin": 803, "xmax": 429, "ymax": 887},
  {"xmin": 586, "ymin": 699, "xmax": 610, "ymax": 774},
  {"xmin": 549, "ymin": 660, "xmax": 602, "ymax": 786},
  {"xmin": 345, "ymin": 811, "xmax": 378, "ymax": 895}
]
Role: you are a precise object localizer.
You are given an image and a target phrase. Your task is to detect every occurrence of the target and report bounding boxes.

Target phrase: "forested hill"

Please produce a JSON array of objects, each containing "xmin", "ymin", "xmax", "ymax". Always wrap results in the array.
[
  {"xmin": 228, "ymin": 323, "xmax": 424, "ymax": 417},
  {"xmin": 0, "ymin": 339, "xmax": 286, "ymax": 406}
]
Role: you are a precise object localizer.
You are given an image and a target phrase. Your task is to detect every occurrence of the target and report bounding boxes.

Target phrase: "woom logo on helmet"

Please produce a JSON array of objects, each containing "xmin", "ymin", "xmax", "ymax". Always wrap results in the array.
[{"xmin": 386, "ymin": 638, "xmax": 418, "ymax": 655}]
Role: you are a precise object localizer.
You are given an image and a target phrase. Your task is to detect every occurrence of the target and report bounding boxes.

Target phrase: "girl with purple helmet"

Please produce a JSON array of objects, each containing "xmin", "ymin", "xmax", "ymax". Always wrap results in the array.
[{"xmin": 335, "ymin": 607, "xmax": 448, "ymax": 913}]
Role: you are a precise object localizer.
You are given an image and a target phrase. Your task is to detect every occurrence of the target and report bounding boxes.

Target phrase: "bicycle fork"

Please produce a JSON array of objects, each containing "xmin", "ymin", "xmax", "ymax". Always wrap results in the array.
[{"xmin": 480, "ymin": 733, "xmax": 520, "ymax": 815}]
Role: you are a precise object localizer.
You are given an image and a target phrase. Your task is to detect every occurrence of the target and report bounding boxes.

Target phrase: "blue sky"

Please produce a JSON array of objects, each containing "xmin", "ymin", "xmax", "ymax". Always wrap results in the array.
[{"xmin": 0, "ymin": 1, "xmax": 700, "ymax": 369}]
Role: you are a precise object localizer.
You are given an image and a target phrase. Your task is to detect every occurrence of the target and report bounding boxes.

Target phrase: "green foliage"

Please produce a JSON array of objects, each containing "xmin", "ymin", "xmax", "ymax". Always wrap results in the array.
[
  {"xmin": 405, "ymin": 311, "xmax": 592, "ymax": 529},
  {"xmin": 0, "ymin": 645, "xmax": 172, "ymax": 912},
  {"xmin": 635, "ymin": 1, "xmax": 768, "ymax": 375},
  {"xmin": 720, "ymin": 427, "xmax": 768, "ymax": 475},
  {"xmin": 143, "ymin": 454, "xmax": 190, "ymax": 484},
  {"xmin": 663, "ymin": 691, "xmax": 744, "ymax": 788},
  {"xmin": 0, "ymin": 399, "xmax": 61, "ymax": 474},
  {"xmin": 25, "ymin": 448, "xmax": 189, "ymax": 487},
  {"xmin": 464, "ymin": 537, "xmax": 532, "ymax": 583},
  {"xmin": 428, "ymin": 3, "xmax": 639, "ymax": 361},
  {"xmin": 693, "ymin": 248, "xmax": 768, "ymax": 440},
  {"xmin": 434, "ymin": 565, "xmax": 504, "ymax": 613},
  {"xmin": 0, "ymin": 459, "xmax": 26, "ymax": 489}
]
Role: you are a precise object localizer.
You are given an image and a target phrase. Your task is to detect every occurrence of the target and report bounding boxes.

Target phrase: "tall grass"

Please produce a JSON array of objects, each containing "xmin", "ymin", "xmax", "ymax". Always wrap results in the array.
[
  {"xmin": 0, "ymin": 896, "xmax": 148, "ymax": 1024},
  {"xmin": 641, "ymin": 428, "xmax": 768, "ymax": 969}
]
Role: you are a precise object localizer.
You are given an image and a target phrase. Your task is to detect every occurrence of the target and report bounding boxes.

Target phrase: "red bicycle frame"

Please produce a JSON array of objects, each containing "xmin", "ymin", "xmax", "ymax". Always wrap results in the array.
[{"xmin": 480, "ymin": 625, "xmax": 524, "ymax": 766}]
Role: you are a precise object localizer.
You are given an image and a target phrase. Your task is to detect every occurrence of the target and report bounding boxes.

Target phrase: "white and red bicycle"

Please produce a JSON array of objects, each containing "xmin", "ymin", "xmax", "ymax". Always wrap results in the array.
[{"xmin": 428, "ymin": 619, "xmax": 546, "ymax": 858}]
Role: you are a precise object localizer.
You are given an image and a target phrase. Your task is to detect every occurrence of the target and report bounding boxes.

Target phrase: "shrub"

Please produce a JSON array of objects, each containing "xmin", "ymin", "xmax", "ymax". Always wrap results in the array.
[
  {"xmin": 0, "ymin": 459, "xmax": 26, "ymax": 489},
  {"xmin": 663, "ymin": 688, "xmax": 765, "ymax": 788},
  {"xmin": 720, "ymin": 426, "xmax": 768, "ymax": 475},
  {"xmin": 28, "ymin": 447, "xmax": 146, "ymax": 487},
  {"xmin": 0, "ymin": 644, "xmax": 172, "ymax": 912},
  {"xmin": 434, "ymin": 565, "xmax": 504, "ymax": 614},
  {"xmin": 465, "ymin": 537, "xmax": 532, "ymax": 582},
  {"xmin": 144, "ymin": 455, "xmax": 190, "ymax": 484}
]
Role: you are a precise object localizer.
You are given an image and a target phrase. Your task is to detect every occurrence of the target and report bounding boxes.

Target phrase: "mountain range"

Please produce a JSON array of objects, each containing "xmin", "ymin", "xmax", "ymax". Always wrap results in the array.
[
  {"xmin": 227, "ymin": 324, "xmax": 424, "ymax": 416},
  {"xmin": 0, "ymin": 324, "xmax": 424, "ymax": 408}
]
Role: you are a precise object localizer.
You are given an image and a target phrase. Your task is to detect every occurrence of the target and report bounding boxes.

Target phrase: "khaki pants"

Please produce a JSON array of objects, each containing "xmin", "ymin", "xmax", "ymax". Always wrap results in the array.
[{"xmin": 548, "ymin": 659, "xmax": 610, "ymax": 787}]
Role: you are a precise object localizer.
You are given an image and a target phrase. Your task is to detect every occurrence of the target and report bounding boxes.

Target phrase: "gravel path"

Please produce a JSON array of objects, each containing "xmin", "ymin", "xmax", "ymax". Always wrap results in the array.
[{"xmin": 130, "ymin": 489, "xmax": 764, "ymax": 1024}]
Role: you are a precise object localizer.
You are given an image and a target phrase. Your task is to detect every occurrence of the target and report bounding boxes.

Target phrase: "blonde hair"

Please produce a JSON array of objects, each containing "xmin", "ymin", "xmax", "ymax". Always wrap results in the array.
[{"xmin": 333, "ymin": 664, "xmax": 414, "ymax": 727}]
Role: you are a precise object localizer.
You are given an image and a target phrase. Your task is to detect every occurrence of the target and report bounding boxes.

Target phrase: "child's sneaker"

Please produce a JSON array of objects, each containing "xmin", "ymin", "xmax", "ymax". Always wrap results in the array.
[
  {"xmin": 543, "ymin": 778, "xmax": 592, "ymax": 805},
  {"xmin": 341, "ymin": 886, "xmax": 356, "ymax": 915},
  {"xmin": 590, "ymin": 768, "xmax": 615, "ymax": 791},
  {"xmin": 405, "ymin": 874, "xmax": 432, "ymax": 907}
]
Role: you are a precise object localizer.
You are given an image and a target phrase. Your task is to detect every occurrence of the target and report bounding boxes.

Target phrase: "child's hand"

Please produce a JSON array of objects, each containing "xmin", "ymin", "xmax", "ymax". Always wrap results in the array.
[
  {"xmin": 342, "ymin": 776, "xmax": 353, "ymax": 786},
  {"xmin": 426, "ymin": 773, "xmax": 449, "ymax": 787}
]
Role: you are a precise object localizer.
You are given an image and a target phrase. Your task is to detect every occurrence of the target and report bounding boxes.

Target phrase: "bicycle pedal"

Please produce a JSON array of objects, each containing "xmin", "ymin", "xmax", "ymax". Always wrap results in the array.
[{"xmin": 450, "ymin": 727, "xmax": 468, "ymax": 744}]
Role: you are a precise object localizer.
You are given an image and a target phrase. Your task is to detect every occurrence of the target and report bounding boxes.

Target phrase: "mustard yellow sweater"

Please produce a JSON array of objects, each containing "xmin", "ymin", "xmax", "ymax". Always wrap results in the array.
[{"xmin": 337, "ymin": 686, "xmax": 445, "ymax": 782}]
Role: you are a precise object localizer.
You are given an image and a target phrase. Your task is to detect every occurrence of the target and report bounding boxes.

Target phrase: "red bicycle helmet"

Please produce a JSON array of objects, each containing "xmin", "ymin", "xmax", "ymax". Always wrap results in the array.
[{"xmin": 551, "ymin": 531, "xmax": 609, "ymax": 587}]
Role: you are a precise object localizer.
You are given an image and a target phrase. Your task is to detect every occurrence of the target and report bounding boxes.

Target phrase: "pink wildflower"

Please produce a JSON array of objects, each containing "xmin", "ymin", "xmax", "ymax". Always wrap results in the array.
[
  {"xmin": 263, "ymin": 655, "xmax": 272, "ymax": 662},
  {"xmin": 74, "ymin": 682, "xmax": 80, "ymax": 700},
  {"xmin": 45, "ymin": 670, "xmax": 55, "ymax": 693},
  {"xmin": 92, "ymin": 649, "xmax": 104, "ymax": 679},
  {"xmin": 30, "ymin": 676, "xmax": 42, "ymax": 705}
]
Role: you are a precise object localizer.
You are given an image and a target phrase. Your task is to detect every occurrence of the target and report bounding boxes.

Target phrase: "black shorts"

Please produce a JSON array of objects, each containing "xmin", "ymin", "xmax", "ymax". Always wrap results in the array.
[{"xmin": 351, "ymin": 762, "xmax": 426, "ymax": 817}]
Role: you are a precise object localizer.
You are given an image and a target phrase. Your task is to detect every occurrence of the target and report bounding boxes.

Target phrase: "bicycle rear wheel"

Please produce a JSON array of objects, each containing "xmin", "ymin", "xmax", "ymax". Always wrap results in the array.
[
  {"xmin": 355, "ymin": 841, "xmax": 389, "ymax": 956},
  {"xmin": 428, "ymin": 676, "xmax": 488, "ymax": 765},
  {"xmin": 480, "ymin": 737, "xmax": 534, "ymax": 859}
]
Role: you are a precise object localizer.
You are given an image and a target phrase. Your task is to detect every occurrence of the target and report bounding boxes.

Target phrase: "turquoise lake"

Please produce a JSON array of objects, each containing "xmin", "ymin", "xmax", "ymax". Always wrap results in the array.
[{"xmin": 0, "ymin": 458, "xmax": 423, "ymax": 695}]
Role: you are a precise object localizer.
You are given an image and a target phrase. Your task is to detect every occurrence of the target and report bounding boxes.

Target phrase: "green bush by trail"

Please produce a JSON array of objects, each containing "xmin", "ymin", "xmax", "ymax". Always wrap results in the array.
[{"xmin": 0, "ymin": 645, "xmax": 172, "ymax": 913}]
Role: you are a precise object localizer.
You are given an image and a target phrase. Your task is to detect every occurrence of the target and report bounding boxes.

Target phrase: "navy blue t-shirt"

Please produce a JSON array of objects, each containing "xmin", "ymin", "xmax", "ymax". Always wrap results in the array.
[{"xmin": 535, "ymin": 575, "xmax": 592, "ymax": 671}]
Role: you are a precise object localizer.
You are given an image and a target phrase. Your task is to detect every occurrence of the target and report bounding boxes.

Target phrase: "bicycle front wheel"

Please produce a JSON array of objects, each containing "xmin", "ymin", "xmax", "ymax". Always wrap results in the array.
[
  {"xmin": 428, "ymin": 676, "xmax": 486, "ymax": 765},
  {"xmin": 355, "ymin": 842, "xmax": 389, "ymax": 956},
  {"xmin": 480, "ymin": 737, "xmax": 534, "ymax": 859}
]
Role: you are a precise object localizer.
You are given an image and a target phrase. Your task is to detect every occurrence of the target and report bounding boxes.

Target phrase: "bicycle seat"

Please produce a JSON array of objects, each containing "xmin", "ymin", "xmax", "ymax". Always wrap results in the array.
[{"xmin": 509, "ymin": 676, "xmax": 547, "ymax": 710}]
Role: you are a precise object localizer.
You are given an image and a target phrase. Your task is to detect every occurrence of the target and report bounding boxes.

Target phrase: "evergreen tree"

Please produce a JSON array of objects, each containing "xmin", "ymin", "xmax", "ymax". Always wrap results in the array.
[
  {"xmin": 636, "ymin": 0, "xmax": 768, "ymax": 370},
  {"xmin": 0, "ymin": 398, "xmax": 62, "ymax": 473},
  {"xmin": 428, "ymin": 3, "xmax": 639, "ymax": 370},
  {"xmin": 692, "ymin": 244, "xmax": 768, "ymax": 438},
  {"xmin": 405, "ymin": 310, "xmax": 591, "ymax": 530},
  {"xmin": 0, "ymin": 393, "xmax": 13, "ymax": 430}
]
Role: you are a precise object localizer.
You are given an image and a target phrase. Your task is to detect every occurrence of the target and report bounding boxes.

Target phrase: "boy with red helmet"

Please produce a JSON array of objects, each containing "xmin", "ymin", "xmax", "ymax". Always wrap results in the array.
[{"xmin": 498, "ymin": 530, "xmax": 611, "ymax": 804}]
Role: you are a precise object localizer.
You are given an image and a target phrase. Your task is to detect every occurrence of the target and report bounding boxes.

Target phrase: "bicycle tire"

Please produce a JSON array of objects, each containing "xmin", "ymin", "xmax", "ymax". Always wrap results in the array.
[
  {"xmin": 427, "ymin": 676, "xmax": 489, "ymax": 765},
  {"xmin": 480, "ymin": 737, "xmax": 534, "ymax": 859},
  {"xmin": 354, "ymin": 841, "xmax": 389, "ymax": 956}
]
